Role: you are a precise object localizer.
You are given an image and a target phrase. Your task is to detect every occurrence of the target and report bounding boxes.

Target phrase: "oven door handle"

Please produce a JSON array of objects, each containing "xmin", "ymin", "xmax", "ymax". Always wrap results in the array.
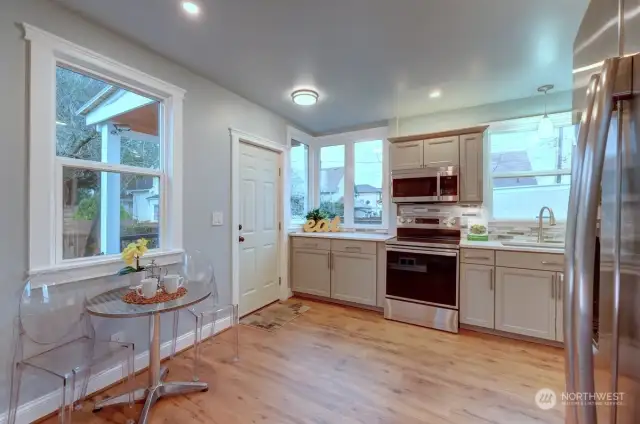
[{"xmin": 386, "ymin": 247, "xmax": 458, "ymax": 257}]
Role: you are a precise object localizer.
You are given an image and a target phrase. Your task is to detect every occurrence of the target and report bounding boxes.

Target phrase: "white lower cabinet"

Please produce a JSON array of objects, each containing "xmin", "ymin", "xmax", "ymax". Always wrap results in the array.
[
  {"xmin": 556, "ymin": 272, "xmax": 564, "ymax": 342},
  {"xmin": 459, "ymin": 263, "xmax": 494, "ymax": 329},
  {"xmin": 291, "ymin": 248, "xmax": 331, "ymax": 297},
  {"xmin": 331, "ymin": 252, "xmax": 377, "ymax": 306},
  {"xmin": 495, "ymin": 267, "xmax": 556, "ymax": 340}
]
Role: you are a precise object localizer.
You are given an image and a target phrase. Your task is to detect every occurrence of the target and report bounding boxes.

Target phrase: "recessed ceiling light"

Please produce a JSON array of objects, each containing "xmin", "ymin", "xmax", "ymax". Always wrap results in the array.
[
  {"xmin": 181, "ymin": 1, "xmax": 200, "ymax": 16},
  {"xmin": 429, "ymin": 89, "xmax": 442, "ymax": 99},
  {"xmin": 292, "ymin": 89, "xmax": 319, "ymax": 106}
]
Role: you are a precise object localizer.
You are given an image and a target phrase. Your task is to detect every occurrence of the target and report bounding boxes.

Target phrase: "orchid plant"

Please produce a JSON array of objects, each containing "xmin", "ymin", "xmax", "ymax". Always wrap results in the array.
[{"xmin": 118, "ymin": 238, "xmax": 149, "ymax": 275}]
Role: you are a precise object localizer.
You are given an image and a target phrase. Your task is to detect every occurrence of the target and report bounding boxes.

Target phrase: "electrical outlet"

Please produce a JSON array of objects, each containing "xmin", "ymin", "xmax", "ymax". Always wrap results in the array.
[
  {"xmin": 111, "ymin": 331, "xmax": 125, "ymax": 343},
  {"xmin": 212, "ymin": 211, "xmax": 223, "ymax": 226}
]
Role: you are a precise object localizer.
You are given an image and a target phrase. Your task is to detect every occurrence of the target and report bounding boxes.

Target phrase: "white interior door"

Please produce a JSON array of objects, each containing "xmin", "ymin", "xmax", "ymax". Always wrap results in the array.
[{"xmin": 239, "ymin": 142, "xmax": 281, "ymax": 316}]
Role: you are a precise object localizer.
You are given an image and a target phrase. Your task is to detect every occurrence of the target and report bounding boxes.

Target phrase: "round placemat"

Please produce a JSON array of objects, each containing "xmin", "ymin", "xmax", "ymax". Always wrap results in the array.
[{"xmin": 122, "ymin": 287, "xmax": 188, "ymax": 304}]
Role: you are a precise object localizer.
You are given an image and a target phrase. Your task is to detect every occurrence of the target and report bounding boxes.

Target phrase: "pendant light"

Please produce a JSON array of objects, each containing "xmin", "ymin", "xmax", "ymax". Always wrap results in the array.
[{"xmin": 537, "ymin": 84, "xmax": 555, "ymax": 140}]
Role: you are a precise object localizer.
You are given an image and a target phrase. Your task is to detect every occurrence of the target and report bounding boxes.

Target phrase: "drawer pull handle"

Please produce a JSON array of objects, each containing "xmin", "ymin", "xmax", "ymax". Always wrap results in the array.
[
  {"xmin": 465, "ymin": 256, "xmax": 491, "ymax": 260},
  {"xmin": 541, "ymin": 261, "xmax": 563, "ymax": 266},
  {"xmin": 397, "ymin": 143, "xmax": 420, "ymax": 148},
  {"xmin": 345, "ymin": 246, "xmax": 362, "ymax": 252},
  {"xmin": 428, "ymin": 140, "xmax": 453, "ymax": 145},
  {"xmin": 303, "ymin": 243, "xmax": 319, "ymax": 248}
]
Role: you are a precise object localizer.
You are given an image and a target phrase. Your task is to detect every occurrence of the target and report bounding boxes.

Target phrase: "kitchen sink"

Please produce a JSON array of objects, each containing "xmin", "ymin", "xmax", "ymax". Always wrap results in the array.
[{"xmin": 501, "ymin": 241, "xmax": 565, "ymax": 250}]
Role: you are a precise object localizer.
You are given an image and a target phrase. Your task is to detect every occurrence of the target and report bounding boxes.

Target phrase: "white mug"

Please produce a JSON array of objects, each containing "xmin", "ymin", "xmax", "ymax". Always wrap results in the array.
[
  {"xmin": 164, "ymin": 275, "xmax": 184, "ymax": 294},
  {"xmin": 136, "ymin": 278, "xmax": 158, "ymax": 299}
]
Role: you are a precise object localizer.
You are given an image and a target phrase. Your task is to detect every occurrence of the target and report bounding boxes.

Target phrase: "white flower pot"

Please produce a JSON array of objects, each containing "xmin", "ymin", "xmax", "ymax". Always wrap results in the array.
[{"xmin": 129, "ymin": 271, "xmax": 144, "ymax": 288}]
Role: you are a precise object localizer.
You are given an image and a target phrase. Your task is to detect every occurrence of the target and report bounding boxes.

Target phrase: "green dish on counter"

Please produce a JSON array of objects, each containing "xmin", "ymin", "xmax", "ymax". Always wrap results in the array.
[{"xmin": 467, "ymin": 234, "xmax": 489, "ymax": 241}]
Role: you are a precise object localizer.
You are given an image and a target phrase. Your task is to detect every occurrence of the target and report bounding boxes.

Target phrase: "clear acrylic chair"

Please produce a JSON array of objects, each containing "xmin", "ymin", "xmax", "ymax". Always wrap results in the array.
[
  {"xmin": 170, "ymin": 250, "xmax": 239, "ymax": 381},
  {"xmin": 8, "ymin": 275, "xmax": 135, "ymax": 424}
]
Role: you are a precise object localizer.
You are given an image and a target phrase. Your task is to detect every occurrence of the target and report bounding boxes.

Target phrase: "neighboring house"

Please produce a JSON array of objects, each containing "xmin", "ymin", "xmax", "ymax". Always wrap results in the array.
[
  {"xmin": 121, "ymin": 176, "xmax": 160, "ymax": 223},
  {"xmin": 354, "ymin": 184, "xmax": 382, "ymax": 218},
  {"xmin": 320, "ymin": 167, "xmax": 345, "ymax": 198}
]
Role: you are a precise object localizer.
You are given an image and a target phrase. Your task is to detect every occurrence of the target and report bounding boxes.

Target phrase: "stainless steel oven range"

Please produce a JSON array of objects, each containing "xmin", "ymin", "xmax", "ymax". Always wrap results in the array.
[{"xmin": 384, "ymin": 205, "xmax": 460, "ymax": 333}]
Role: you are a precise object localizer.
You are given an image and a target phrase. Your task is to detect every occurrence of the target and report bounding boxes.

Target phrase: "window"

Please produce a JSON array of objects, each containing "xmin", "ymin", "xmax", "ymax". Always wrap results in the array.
[
  {"xmin": 489, "ymin": 113, "xmax": 576, "ymax": 220},
  {"xmin": 290, "ymin": 140, "xmax": 309, "ymax": 222},
  {"xmin": 314, "ymin": 127, "xmax": 389, "ymax": 228},
  {"xmin": 26, "ymin": 24, "xmax": 184, "ymax": 281},
  {"xmin": 319, "ymin": 145, "xmax": 346, "ymax": 221},
  {"xmin": 354, "ymin": 140, "xmax": 383, "ymax": 225}
]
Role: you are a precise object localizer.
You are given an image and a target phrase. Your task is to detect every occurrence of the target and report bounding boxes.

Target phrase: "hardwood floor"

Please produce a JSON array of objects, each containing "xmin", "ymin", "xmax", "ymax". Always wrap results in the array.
[{"xmin": 42, "ymin": 299, "xmax": 565, "ymax": 424}]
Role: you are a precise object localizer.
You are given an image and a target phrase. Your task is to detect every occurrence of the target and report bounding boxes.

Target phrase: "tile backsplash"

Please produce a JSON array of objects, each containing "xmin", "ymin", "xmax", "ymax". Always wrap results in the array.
[{"xmin": 415, "ymin": 204, "xmax": 566, "ymax": 243}]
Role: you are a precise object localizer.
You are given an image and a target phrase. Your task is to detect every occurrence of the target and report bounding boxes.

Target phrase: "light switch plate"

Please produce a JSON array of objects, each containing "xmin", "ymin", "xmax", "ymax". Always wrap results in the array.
[{"xmin": 212, "ymin": 211, "xmax": 223, "ymax": 226}]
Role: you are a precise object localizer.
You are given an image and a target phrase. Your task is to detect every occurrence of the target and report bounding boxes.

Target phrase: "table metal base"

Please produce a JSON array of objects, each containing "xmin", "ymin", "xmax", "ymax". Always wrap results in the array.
[{"xmin": 93, "ymin": 313, "xmax": 208, "ymax": 424}]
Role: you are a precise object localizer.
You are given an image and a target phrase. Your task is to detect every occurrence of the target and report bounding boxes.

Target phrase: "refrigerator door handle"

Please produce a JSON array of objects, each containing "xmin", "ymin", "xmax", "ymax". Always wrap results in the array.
[
  {"xmin": 564, "ymin": 72, "xmax": 600, "ymax": 424},
  {"xmin": 573, "ymin": 56, "xmax": 620, "ymax": 424},
  {"xmin": 610, "ymin": 99, "xmax": 624, "ymax": 424}
]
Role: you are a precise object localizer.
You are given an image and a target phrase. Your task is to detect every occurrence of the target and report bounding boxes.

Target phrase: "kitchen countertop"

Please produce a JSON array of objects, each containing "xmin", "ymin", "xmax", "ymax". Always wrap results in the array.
[
  {"xmin": 460, "ymin": 239, "xmax": 565, "ymax": 254},
  {"xmin": 289, "ymin": 232, "xmax": 393, "ymax": 242}
]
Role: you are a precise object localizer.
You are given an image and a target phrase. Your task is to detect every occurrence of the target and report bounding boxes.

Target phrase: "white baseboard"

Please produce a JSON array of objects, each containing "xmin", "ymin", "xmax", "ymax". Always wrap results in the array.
[{"xmin": 1, "ymin": 316, "xmax": 231, "ymax": 424}]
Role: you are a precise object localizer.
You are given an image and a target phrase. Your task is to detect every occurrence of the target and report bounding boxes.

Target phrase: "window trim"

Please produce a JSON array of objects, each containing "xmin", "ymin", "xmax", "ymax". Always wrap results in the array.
[
  {"xmin": 24, "ymin": 23, "xmax": 185, "ymax": 283},
  {"xmin": 313, "ymin": 127, "xmax": 389, "ymax": 230},
  {"xmin": 286, "ymin": 126, "xmax": 315, "ymax": 228},
  {"xmin": 486, "ymin": 111, "xmax": 574, "ymax": 222}
]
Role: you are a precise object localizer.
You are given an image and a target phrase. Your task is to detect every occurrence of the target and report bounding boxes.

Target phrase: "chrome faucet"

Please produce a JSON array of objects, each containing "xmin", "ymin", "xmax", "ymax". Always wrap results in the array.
[{"xmin": 537, "ymin": 206, "xmax": 557, "ymax": 243}]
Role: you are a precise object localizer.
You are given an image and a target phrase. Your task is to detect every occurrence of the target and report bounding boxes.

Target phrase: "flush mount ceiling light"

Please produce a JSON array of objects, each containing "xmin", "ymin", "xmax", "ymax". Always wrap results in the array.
[
  {"xmin": 429, "ymin": 89, "xmax": 442, "ymax": 99},
  {"xmin": 181, "ymin": 1, "xmax": 201, "ymax": 16},
  {"xmin": 537, "ymin": 84, "xmax": 555, "ymax": 140},
  {"xmin": 291, "ymin": 89, "xmax": 319, "ymax": 106}
]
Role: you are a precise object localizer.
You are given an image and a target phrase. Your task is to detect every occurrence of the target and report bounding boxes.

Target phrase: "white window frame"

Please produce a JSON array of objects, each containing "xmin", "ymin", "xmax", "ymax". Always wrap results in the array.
[
  {"xmin": 313, "ymin": 127, "xmax": 389, "ymax": 230},
  {"xmin": 486, "ymin": 111, "xmax": 574, "ymax": 222},
  {"xmin": 24, "ymin": 24, "xmax": 185, "ymax": 283},
  {"xmin": 286, "ymin": 126, "xmax": 315, "ymax": 228}
]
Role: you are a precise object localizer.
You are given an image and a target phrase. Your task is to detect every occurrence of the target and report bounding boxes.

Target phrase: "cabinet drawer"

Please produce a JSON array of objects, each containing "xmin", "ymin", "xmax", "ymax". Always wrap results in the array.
[
  {"xmin": 291, "ymin": 237, "xmax": 331, "ymax": 251},
  {"xmin": 460, "ymin": 248, "xmax": 495, "ymax": 265},
  {"xmin": 496, "ymin": 251, "xmax": 564, "ymax": 272},
  {"xmin": 330, "ymin": 239, "xmax": 377, "ymax": 255}
]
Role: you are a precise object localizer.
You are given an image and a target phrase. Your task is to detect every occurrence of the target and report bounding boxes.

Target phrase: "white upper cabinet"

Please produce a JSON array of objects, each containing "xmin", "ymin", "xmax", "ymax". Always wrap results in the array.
[
  {"xmin": 390, "ymin": 141, "xmax": 424, "ymax": 171},
  {"xmin": 423, "ymin": 136, "xmax": 459, "ymax": 168},
  {"xmin": 459, "ymin": 133, "xmax": 484, "ymax": 203},
  {"xmin": 460, "ymin": 263, "xmax": 495, "ymax": 329},
  {"xmin": 495, "ymin": 267, "xmax": 557, "ymax": 340}
]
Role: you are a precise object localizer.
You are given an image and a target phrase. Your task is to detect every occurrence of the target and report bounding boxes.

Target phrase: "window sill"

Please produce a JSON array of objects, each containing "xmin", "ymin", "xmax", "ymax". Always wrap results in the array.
[{"xmin": 28, "ymin": 249, "xmax": 184, "ymax": 285}]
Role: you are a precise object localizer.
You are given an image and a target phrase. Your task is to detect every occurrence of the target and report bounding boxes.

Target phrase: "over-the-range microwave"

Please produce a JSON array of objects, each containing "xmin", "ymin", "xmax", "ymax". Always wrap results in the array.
[{"xmin": 391, "ymin": 166, "xmax": 459, "ymax": 203}]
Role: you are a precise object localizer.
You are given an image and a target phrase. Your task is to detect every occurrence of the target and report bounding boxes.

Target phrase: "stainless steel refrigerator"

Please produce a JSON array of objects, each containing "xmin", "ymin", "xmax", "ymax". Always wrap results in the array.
[{"xmin": 566, "ymin": 0, "xmax": 640, "ymax": 423}]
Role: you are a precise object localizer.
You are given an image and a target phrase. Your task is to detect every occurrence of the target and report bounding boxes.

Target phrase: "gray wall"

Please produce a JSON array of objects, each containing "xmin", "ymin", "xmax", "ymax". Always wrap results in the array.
[
  {"xmin": 389, "ymin": 90, "xmax": 573, "ymax": 137},
  {"xmin": 0, "ymin": 0, "xmax": 289, "ymax": 410}
]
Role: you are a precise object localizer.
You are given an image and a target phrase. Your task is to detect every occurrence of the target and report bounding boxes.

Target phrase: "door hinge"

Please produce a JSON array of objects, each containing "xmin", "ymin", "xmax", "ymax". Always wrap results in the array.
[
  {"xmin": 279, "ymin": 222, "xmax": 282, "ymax": 231},
  {"xmin": 279, "ymin": 168, "xmax": 281, "ymax": 176},
  {"xmin": 279, "ymin": 277, "xmax": 282, "ymax": 286}
]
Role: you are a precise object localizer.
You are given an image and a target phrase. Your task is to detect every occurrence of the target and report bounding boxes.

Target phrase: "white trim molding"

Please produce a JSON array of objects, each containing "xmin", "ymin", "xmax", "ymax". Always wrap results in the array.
[
  {"xmin": 285, "ymin": 126, "xmax": 315, "ymax": 229},
  {"xmin": 23, "ymin": 24, "xmax": 185, "ymax": 284},
  {"xmin": 229, "ymin": 128, "xmax": 291, "ymax": 311}
]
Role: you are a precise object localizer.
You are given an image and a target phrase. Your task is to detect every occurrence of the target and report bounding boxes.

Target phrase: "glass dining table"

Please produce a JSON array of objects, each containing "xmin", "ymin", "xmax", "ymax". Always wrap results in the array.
[{"xmin": 86, "ymin": 280, "xmax": 211, "ymax": 424}]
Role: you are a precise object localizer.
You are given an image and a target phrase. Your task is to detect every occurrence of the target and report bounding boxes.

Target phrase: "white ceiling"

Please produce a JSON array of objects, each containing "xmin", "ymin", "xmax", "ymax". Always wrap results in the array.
[{"xmin": 56, "ymin": 0, "xmax": 588, "ymax": 134}]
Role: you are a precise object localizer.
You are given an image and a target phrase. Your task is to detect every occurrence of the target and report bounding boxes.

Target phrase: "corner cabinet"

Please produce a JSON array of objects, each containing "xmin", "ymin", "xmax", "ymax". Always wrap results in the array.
[
  {"xmin": 331, "ymin": 251, "xmax": 377, "ymax": 306},
  {"xmin": 459, "ymin": 263, "xmax": 495, "ymax": 329},
  {"xmin": 390, "ymin": 141, "xmax": 423, "ymax": 170},
  {"xmin": 459, "ymin": 133, "xmax": 484, "ymax": 202},
  {"xmin": 290, "ymin": 237, "xmax": 380, "ymax": 308},
  {"xmin": 291, "ymin": 248, "xmax": 331, "ymax": 297}
]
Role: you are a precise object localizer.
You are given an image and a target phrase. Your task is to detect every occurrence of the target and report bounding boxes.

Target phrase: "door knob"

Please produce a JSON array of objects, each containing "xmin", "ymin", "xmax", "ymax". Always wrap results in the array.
[{"xmin": 239, "ymin": 236, "xmax": 245, "ymax": 243}]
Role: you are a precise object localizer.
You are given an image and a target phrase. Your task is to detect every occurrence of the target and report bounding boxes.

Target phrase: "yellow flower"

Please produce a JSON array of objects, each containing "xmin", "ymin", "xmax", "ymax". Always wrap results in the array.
[{"xmin": 137, "ymin": 238, "xmax": 149, "ymax": 247}]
